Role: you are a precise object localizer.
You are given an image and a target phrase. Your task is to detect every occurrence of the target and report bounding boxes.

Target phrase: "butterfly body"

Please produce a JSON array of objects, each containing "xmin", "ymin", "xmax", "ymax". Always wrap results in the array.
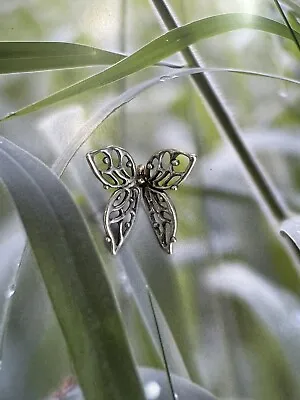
[{"xmin": 86, "ymin": 146, "xmax": 196, "ymax": 255}]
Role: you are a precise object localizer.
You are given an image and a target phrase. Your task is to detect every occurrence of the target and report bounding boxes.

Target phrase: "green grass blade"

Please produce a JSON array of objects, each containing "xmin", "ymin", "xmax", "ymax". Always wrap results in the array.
[
  {"xmin": 273, "ymin": 0, "xmax": 300, "ymax": 52},
  {"xmin": 147, "ymin": 288, "xmax": 177, "ymax": 400},
  {"xmin": 1, "ymin": 13, "xmax": 300, "ymax": 120},
  {"xmin": 281, "ymin": 217, "xmax": 300, "ymax": 259},
  {"xmin": 282, "ymin": 0, "xmax": 300, "ymax": 17},
  {"xmin": 0, "ymin": 137, "xmax": 145, "ymax": 400},
  {"xmin": 120, "ymin": 249, "xmax": 189, "ymax": 378},
  {"xmin": 0, "ymin": 42, "xmax": 126, "ymax": 74},
  {"xmin": 50, "ymin": 66, "xmax": 300, "ymax": 178},
  {"xmin": 151, "ymin": 0, "xmax": 290, "ymax": 226},
  {"xmin": 0, "ymin": 41, "xmax": 182, "ymax": 74}
]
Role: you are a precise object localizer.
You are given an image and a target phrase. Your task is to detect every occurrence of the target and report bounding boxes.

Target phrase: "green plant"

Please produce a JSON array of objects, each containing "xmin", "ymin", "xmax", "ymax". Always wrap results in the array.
[{"xmin": 1, "ymin": 0, "xmax": 300, "ymax": 399}]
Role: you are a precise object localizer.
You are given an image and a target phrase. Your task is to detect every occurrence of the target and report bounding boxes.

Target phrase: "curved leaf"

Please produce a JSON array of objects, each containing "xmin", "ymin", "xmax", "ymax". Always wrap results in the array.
[
  {"xmin": 282, "ymin": 0, "xmax": 300, "ymax": 17},
  {"xmin": 119, "ymin": 249, "xmax": 190, "ymax": 378},
  {"xmin": 0, "ymin": 41, "xmax": 182, "ymax": 74},
  {"xmin": 280, "ymin": 217, "xmax": 300, "ymax": 252},
  {"xmin": 51, "ymin": 66, "xmax": 300, "ymax": 177},
  {"xmin": 0, "ymin": 137, "xmax": 145, "ymax": 400},
  {"xmin": 1, "ymin": 13, "xmax": 300, "ymax": 120},
  {"xmin": 0, "ymin": 42, "xmax": 126, "ymax": 74}
]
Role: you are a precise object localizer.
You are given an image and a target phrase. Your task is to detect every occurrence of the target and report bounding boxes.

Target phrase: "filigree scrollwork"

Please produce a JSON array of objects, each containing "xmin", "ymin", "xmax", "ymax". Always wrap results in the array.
[
  {"xmin": 86, "ymin": 146, "xmax": 196, "ymax": 255},
  {"xmin": 104, "ymin": 187, "xmax": 140, "ymax": 255},
  {"xmin": 145, "ymin": 149, "xmax": 196, "ymax": 190},
  {"xmin": 86, "ymin": 146, "xmax": 136, "ymax": 189},
  {"xmin": 142, "ymin": 187, "xmax": 177, "ymax": 254}
]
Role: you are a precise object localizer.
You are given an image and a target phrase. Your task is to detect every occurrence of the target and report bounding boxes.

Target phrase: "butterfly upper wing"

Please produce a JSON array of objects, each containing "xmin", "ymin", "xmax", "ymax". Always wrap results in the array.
[
  {"xmin": 104, "ymin": 186, "xmax": 141, "ymax": 254},
  {"xmin": 86, "ymin": 145, "xmax": 136, "ymax": 189},
  {"xmin": 142, "ymin": 186, "xmax": 177, "ymax": 254},
  {"xmin": 145, "ymin": 149, "xmax": 196, "ymax": 191}
]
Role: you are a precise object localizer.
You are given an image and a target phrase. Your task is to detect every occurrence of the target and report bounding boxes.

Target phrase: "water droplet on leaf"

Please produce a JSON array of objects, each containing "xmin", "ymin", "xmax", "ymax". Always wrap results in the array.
[
  {"xmin": 159, "ymin": 76, "xmax": 170, "ymax": 82},
  {"xmin": 5, "ymin": 284, "xmax": 16, "ymax": 299},
  {"xmin": 278, "ymin": 90, "xmax": 288, "ymax": 98},
  {"xmin": 144, "ymin": 381, "xmax": 161, "ymax": 399}
]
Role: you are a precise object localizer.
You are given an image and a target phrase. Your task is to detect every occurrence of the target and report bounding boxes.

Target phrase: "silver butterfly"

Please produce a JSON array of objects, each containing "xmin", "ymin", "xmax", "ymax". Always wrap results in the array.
[{"xmin": 86, "ymin": 146, "xmax": 196, "ymax": 255}]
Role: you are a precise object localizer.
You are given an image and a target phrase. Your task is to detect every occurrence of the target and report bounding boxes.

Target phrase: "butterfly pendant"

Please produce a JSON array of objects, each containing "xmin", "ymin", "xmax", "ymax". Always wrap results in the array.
[{"xmin": 86, "ymin": 146, "xmax": 196, "ymax": 255}]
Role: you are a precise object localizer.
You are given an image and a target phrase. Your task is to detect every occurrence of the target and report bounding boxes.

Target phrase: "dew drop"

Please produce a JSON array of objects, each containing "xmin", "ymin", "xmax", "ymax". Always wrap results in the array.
[
  {"xmin": 171, "ymin": 185, "xmax": 177, "ymax": 191},
  {"xmin": 103, "ymin": 185, "xmax": 109, "ymax": 190},
  {"xmin": 159, "ymin": 75, "xmax": 175, "ymax": 82},
  {"xmin": 105, "ymin": 237, "xmax": 112, "ymax": 243},
  {"xmin": 5, "ymin": 112, "xmax": 16, "ymax": 120},
  {"xmin": 5, "ymin": 284, "xmax": 16, "ymax": 299},
  {"xmin": 144, "ymin": 381, "xmax": 161, "ymax": 399},
  {"xmin": 278, "ymin": 89, "xmax": 288, "ymax": 98},
  {"xmin": 159, "ymin": 76, "xmax": 169, "ymax": 82}
]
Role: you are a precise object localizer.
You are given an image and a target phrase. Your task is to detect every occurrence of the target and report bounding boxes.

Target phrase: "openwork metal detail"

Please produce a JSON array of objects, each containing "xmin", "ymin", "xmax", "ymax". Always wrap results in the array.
[
  {"xmin": 142, "ymin": 187, "xmax": 177, "ymax": 254},
  {"xmin": 86, "ymin": 146, "xmax": 196, "ymax": 255},
  {"xmin": 104, "ymin": 187, "xmax": 140, "ymax": 255},
  {"xmin": 86, "ymin": 146, "xmax": 136, "ymax": 189},
  {"xmin": 145, "ymin": 149, "xmax": 196, "ymax": 190}
]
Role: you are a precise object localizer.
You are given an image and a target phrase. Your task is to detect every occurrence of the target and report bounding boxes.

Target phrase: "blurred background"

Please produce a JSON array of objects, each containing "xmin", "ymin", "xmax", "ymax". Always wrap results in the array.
[{"xmin": 1, "ymin": 0, "xmax": 300, "ymax": 399}]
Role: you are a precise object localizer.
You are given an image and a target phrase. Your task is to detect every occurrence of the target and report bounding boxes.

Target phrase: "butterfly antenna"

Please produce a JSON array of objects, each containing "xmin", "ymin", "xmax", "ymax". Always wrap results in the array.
[{"xmin": 147, "ymin": 286, "xmax": 177, "ymax": 400}]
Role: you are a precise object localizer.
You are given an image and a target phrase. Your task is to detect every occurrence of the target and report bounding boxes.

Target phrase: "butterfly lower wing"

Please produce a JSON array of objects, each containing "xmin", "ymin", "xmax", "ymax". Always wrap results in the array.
[
  {"xmin": 142, "ymin": 187, "xmax": 177, "ymax": 254},
  {"xmin": 104, "ymin": 186, "xmax": 140, "ymax": 254},
  {"xmin": 145, "ymin": 149, "xmax": 196, "ymax": 190},
  {"xmin": 86, "ymin": 146, "xmax": 136, "ymax": 189}
]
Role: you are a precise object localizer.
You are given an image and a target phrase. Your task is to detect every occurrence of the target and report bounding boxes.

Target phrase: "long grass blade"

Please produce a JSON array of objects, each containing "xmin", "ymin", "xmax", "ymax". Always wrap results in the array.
[
  {"xmin": 0, "ymin": 137, "xmax": 145, "ymax": 400},
  {"xmin": 50, "ymin": 66, "xmax": 300, "ymax": 178},
  {"xmin": 1, "ymin": 13, "xmax": 300, "ymax": 121},
  {"xmin": 147, "ymin": 287, "xmax": 176, "ymax": 400},
  {"xmin": 150, "ymin": 0, "xmax": 290, "ymax": 226},
  {"xmin": 0, "ymin": 41, "xmax": 182, "ymax": 74},
  {"xmin": 120, "ymin": 249, "xmax": 189, "ymax": 378},
  {"xmin": 273, "ymin": 0, "xmax": 300, "ymax": 52},
  {"xmin": 282, "ymin": 0, "xmax": 300, "ymax": 16}
]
